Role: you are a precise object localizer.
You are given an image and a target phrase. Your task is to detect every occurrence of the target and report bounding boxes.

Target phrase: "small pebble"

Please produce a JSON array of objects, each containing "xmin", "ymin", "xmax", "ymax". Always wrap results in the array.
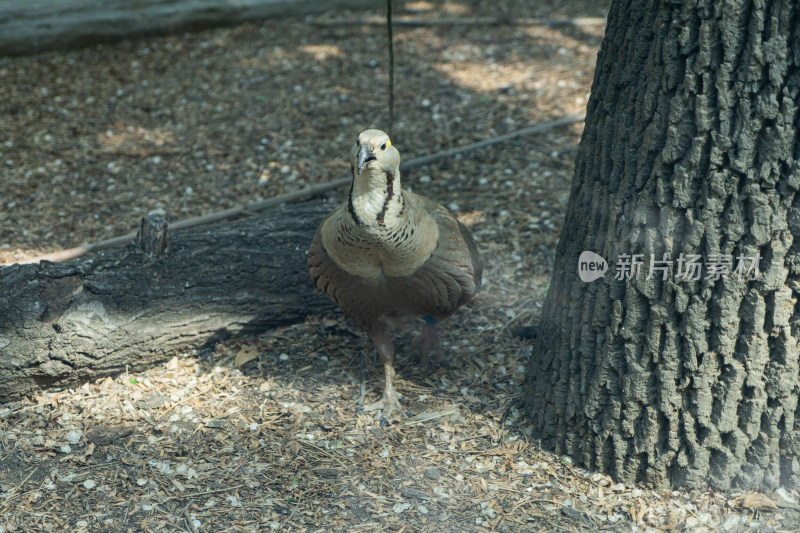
[
  {"xmin": 66, "ymin": 430, "xmax": 83, "ymax": 444},
  {"xmin": 401, "ymin": 488, "xmax": 430, "ymax": 500},
  {"xmin": 82, "ymin": 479, "xmax": 96, "ymax": 489},
  {"xmin": 424, "ymin": 467, "xmax": 440, "ymax": 480},
  {"xmin": 392, "ymin": 502, "xmax": 410, "ymax": 514}
]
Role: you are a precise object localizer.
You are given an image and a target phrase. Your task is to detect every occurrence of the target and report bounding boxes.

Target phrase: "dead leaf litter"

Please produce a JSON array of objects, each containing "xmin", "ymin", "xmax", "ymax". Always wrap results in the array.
[{"xmin": 1, "ymin": 0, "xmax": 799, "ymax": 531}]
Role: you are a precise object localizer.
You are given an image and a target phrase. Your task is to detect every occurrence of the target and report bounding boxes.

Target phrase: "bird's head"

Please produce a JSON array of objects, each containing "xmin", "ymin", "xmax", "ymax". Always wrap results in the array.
[{"xmin": 350, "ymin": 129, "xmax": 400, "ymax": 176}]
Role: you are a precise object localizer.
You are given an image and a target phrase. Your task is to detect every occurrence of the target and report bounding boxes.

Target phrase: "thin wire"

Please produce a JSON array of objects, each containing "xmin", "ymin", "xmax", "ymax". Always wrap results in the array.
[{"xmin": 387, "ymin": 0, "xmax": 395, "ymax": 137}]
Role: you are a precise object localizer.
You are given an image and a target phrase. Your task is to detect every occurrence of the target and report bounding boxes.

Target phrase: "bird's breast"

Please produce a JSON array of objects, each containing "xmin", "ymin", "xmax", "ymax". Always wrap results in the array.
[{"xmin": 321, "ymin": 210, "xmax": 439, "ymax": 280}]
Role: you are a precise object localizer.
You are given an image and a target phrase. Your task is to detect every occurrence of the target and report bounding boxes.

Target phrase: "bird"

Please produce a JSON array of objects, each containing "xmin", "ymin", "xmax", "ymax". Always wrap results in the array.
[{"xmin": 308, "ymin": 129, "xmax": 482, "ymax": 420}]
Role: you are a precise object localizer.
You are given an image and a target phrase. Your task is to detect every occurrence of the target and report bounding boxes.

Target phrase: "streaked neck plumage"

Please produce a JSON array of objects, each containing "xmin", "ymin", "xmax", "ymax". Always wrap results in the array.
[{"xmin": 349, "ymin": 166, "xmax": 405, "ymax": 228}]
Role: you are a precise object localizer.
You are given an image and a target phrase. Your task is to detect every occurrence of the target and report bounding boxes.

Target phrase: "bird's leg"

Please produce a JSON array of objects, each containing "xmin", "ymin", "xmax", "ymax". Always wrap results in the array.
[
  {"xmin": 356, "ymin": 347, "xmax": 369, "ymax": 407},
  {"xmin": 411, "ymin": 317, "xmax": 444, "ymax": 369},
  {"xmin": 362, "ymin": 336, "xmax": 404, "ymax": 420}
]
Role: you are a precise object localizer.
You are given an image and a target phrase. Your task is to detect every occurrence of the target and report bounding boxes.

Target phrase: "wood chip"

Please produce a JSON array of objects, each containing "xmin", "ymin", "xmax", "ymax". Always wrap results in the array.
[
  {"xmin": 401, "ymin": 488, "xmax": 431, "ymax": 501},
  {"xmin": 85, "ymin": 425, "xmax": 135, "ymax": 446},
  {"xmin": 741, "ymin": 492, "xmax": 779, "ymax": 510}
]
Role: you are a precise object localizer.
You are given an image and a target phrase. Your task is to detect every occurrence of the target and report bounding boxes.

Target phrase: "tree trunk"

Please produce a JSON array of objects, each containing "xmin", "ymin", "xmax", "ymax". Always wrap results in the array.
[
  {"xmin": 0, "ymin": 202, "xmax": 334, "ymax": 402},
  {"xmin": 524, "ymin": 0, "xmax": 800, "ymax": 491}
]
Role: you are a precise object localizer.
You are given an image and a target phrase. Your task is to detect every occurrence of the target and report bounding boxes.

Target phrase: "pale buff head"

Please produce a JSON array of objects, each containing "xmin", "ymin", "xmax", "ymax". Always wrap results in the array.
[{"xmin": 350, "ymin": 129, "xmax": 401, "ymax": 178}]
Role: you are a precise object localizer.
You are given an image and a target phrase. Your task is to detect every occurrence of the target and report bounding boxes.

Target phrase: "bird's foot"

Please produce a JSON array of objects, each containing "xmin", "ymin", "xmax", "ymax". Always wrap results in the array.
[{"xmin": 362, "ymin": 385, "xmax": 404, "ymax": 421}]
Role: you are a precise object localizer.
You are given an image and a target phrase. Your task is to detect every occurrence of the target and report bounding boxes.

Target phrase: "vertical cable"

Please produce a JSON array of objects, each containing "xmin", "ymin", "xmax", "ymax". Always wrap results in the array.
[{"xmin": 387, "ymin": 0, "xmax": 394, "ymax": 137}]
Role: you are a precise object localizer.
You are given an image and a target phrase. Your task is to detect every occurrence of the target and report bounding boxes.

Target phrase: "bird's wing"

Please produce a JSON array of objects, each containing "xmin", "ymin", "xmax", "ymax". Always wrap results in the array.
[{"xmin": 388, "ymin": 192, "xmax": 482, "ymax": 318}]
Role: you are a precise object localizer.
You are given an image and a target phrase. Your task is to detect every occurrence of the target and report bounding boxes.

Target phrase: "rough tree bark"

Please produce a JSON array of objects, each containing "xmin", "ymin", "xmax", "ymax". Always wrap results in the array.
[
  {"xmin": 0, "ymin": 202, "xmax": 333, "ymax": 402},
  {"xmin": 524, "ymin": 0, "xmax": 800, "ymax": 491}
]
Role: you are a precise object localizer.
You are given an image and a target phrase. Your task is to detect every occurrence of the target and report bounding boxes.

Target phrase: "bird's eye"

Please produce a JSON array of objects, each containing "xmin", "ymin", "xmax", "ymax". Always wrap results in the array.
[
  {"xmin": 380, "ymin": 143, "xmax": 386, "ymax": 150},
  {"xmin": 356, "ymin": 139, "xmax": 361, "ymax": 147}
]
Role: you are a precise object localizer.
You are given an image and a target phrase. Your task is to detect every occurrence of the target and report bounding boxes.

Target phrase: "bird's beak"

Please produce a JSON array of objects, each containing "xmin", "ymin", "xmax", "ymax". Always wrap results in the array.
[{"xmin": 356, "ymin": 143, "xmax": 376, "ymax": 175}]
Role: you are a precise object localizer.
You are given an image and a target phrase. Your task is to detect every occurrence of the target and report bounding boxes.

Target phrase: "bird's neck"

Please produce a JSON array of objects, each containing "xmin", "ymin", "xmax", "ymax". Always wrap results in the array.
[{"xmin": 348, "ymin": 167, "xmax": 404, "ymax": 227}]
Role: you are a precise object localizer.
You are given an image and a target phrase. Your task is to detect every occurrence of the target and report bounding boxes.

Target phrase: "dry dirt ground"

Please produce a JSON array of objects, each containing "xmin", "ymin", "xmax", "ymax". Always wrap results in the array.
[{"xmin": 1, "ymin": 1, "xmax": 799, "ymax": 532}]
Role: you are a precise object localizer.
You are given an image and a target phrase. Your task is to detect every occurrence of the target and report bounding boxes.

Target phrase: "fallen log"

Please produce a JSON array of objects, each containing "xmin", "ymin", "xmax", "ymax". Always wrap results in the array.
[
  {"xmin": 0, "ymin": 202, "xmax": 334, "ymax": 402},
  {"xmin": 0, "ymin": 0, "xmax": 378, "ymax": 57}
]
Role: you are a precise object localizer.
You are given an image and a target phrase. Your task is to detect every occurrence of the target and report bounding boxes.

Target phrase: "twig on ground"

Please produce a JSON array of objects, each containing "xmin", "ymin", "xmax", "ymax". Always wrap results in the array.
[
  {"xmin": 0, "ymin": 467, "xmax": 38, "ymax": 512},
  {"xmin": 184, "ymin": 504, "xmax": 200, "ymax": 533}
]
